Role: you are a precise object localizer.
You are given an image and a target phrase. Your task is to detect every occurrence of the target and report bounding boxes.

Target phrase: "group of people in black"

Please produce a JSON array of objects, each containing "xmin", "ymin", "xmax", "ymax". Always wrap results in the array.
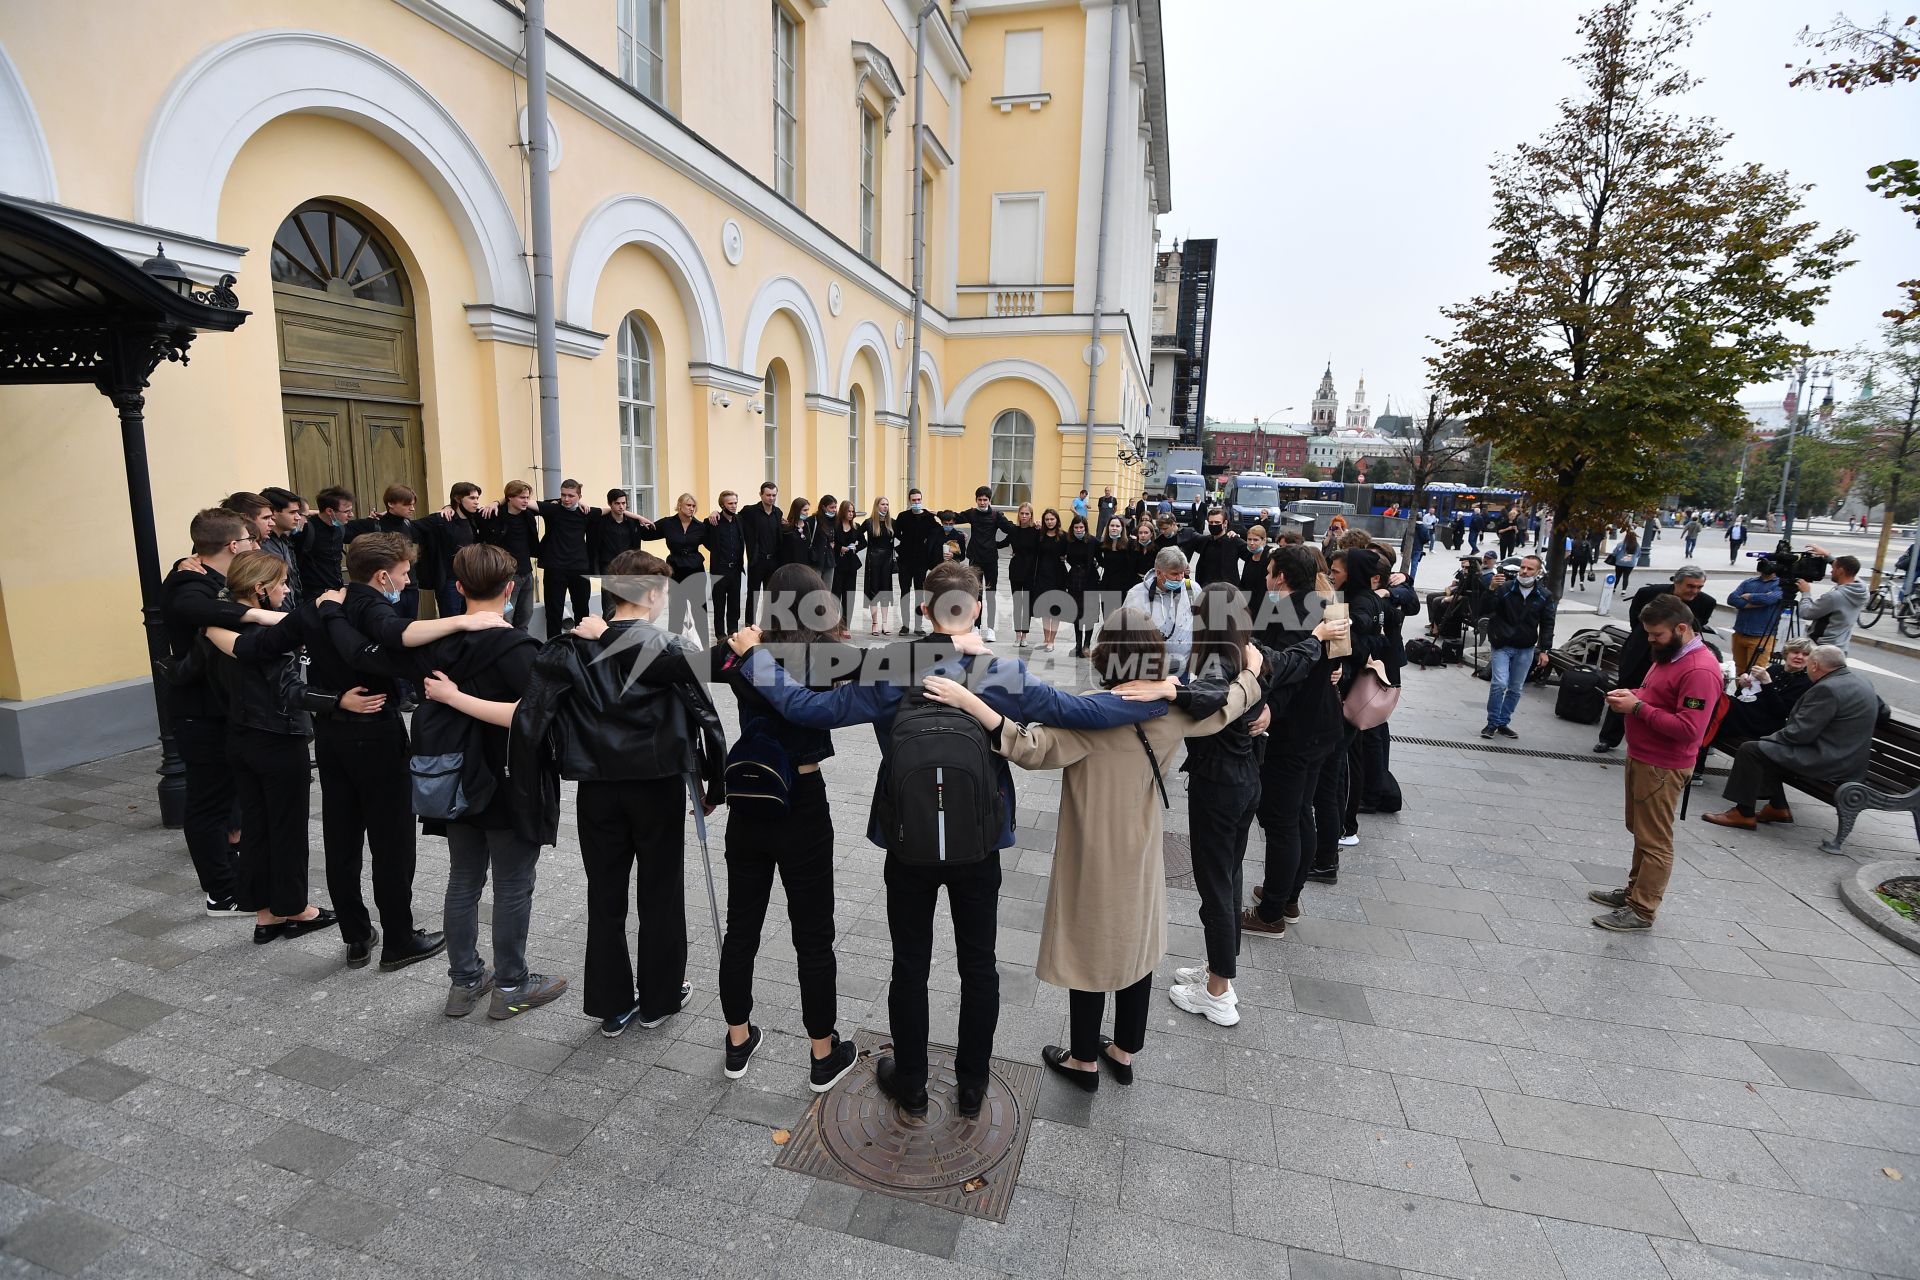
[{"xmin": 154, "ymin": 472, "xmax": 1419, "ymax": 1114}]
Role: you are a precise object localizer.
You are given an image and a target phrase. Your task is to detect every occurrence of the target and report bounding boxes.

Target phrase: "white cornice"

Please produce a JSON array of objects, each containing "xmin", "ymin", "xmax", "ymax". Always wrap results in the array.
[
  {"xmin": 807, "ymin": 392, "xmax": 853, "ymax": 417},
  {"xmin": 390, "ymin": 0, "xmax": 955, "ymax": 339},
  {"xmin": 927, "ymin": 423, "xmax": 965, "ymax": 436},
  {"xmin": 2, "ymin": 195, "xmax": 247, "ymax": 284},
  {"xmin": 875, "ymin": 410, "xmax": 910, "ymax": 430},
  {"xmin": 689, "ymin": 363, "xmax": 765, "ymax": 394},
  {"xmin": 1055, "ymin": 421, "xmax": 1127, "ymax": 436},
  {"xmin": 464, "ymin": 304, "xmax": 607, "ymax": 358}
]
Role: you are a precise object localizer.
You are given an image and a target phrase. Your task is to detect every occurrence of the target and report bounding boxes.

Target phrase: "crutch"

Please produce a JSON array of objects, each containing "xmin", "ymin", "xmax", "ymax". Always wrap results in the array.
[{"xmin": 683, "ymin": 773, "xmax": 723, "ymax": 951}]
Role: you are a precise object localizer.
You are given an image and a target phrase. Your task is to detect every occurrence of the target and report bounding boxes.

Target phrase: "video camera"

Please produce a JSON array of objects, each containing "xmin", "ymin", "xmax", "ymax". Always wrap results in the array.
[{"xmin": 1757, "ymin": 538, "xmax": 1828, "ymax": 585}]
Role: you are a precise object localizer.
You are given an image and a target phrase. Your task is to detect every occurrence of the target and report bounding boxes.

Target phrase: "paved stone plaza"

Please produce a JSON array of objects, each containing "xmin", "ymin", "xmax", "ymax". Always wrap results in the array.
[{"xmin": 2, "ymin": 639, "xmax": 1918, "ymax": 1279}]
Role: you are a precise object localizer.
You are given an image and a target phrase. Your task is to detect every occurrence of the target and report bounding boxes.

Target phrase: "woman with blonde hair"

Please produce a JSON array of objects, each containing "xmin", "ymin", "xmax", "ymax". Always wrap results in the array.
[
  {"xmin": 1006, "ymin": 501, "xmax": 1042, "ymax": 648},
  {"xmin": 923, "ymin": 607, "xmax": 1261, "ymax": 1092},
  {"xmin": 861, "ymin": 496, "xmax": 898, "ymax": 635}
]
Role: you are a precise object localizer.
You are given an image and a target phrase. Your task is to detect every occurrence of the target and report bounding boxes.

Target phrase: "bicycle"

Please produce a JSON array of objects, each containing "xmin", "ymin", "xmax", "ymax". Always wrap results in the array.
[{"xmin": 1860, "ymin": 567, "xmax": 1910, "ymax": 632}]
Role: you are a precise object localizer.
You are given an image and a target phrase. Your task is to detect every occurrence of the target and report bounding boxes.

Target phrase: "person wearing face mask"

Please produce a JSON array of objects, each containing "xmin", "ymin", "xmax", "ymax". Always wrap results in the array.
[
  {"xmin": 1063, "ymin": 515, "xmax": 1098, "ymax": 656},
  {"xmin": 1238, "ymin": 525, "xmax": 1273, "ymax": 599},
  {"xmin": 294, "ymin": 486, "xmax": 355, "ymax": 591},
  {"xmin": 1588, "ymin": 595, "xmax": 1726, "ymax": 932},
  {"xmin": 1479, "ymin": 553, "xmax": 1556, "ymax": 740},
  {"xmin": 1192, "ymin": 510, "xmax": 1247, "ymax": 588}
]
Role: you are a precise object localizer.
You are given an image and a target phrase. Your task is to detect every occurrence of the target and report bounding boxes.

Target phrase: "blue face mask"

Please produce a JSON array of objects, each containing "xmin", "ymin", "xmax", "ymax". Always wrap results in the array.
[
  {"xmin": 910, "ymin": 501, "xmax": 923, "ymax": 512},
  {"xmin": 1267, "ymin": 589, "xmax": 1284, "ymax": 604},
  {"xmin": 501, "ymin": 597, "xmax": 514, "ymax": 620},
  {"xmin": 380, "ymin": 587, "xmax": 402, "ymax": 605}
]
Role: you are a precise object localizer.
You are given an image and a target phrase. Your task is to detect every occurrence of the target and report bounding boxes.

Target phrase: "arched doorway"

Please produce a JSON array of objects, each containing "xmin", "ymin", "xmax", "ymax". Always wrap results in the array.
[{"xmin": 273, "ymin": 200, "xmax": 427, "ymax": 508}]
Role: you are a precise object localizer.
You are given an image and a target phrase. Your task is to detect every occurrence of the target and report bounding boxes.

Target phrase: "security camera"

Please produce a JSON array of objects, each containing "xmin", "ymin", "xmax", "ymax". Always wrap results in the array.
[
  {"xmin": 749, "ymin": 400, "xmax": 765, "ymax": 415},
  {"xmin": 710, "ymin": 390, "xmax": 732, "ymax": 409}
]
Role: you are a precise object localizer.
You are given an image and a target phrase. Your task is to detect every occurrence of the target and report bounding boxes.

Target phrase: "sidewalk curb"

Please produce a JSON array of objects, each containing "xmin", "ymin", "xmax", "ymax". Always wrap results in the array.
[{"xmin": 1839, "ymin": 860, "xmax": 1920, "ymax": 957}]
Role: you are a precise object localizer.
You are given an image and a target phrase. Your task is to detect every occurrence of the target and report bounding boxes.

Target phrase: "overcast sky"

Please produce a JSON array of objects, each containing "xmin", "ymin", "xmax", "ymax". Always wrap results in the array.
[{"xmin": 1159, "ymin": 0, "xmax": 1914, "ymax": 427}]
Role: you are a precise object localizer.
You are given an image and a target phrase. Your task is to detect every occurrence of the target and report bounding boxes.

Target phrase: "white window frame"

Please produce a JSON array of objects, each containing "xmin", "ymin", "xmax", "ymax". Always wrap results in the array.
[
  {"xmin": 989, "ymin": 192, "xmax": 1046, "ymax": 285},
  {"xmin": 989, "ymin": 409, "xmax": 1035, "ymax": 508},
  {"xmin": 763, "ymin": 363, "xmax": 780, "ymax": 486},
  {"xmin": 773, "ymin": 3, "xmax": 799, "ymax": 200},
  {"xmin": 617, "ymin": 314, "xmax": 657, "ymax": 518},
  {"xmin": 617, "ymin": 0, "xmax": 666, "ymax": 102},
  {"xmin": 848, "ymin": 386, "xmax": 864, "ymax": 509},
  {"xmin": 858, "ymin": 105, "xmax": 880, "ymax": 260},
  {"xmin": 1002, "ymin": 29, "xmax": 1043, "ymax": 97}
]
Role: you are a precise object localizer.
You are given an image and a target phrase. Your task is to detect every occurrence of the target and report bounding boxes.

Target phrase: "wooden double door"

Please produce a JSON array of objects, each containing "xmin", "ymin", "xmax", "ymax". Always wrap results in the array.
[{"xmin": 282, "ymin": 395, "xmax": 426, "ymax": 512}]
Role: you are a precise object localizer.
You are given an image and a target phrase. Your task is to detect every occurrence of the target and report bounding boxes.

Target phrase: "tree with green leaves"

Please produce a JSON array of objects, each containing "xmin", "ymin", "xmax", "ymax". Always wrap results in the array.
[
  {"xmin": 1790, "ymin": 13, "xmax": 1919, "ymax": 322},
  {"xmin": 1431, "ymin": 0, "xmax": 1855, "ymax": 589},
  {"xmin": 1835, "ymin": 324, "xmax": 1920, "ymax": 580}
]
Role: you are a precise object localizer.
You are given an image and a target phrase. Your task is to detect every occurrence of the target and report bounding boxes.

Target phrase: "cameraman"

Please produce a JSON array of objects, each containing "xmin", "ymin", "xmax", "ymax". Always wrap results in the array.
[
  {"xmin": 1796, "ymin": 551, "xmax": 1864, "ymax": 651},
  {"xmin": 1726, "ymin": 557, "xmax": 1784, "ymax": 673}
]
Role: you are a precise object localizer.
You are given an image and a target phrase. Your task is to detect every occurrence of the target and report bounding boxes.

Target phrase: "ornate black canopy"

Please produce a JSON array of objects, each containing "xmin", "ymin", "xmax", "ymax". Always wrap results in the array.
[{"xmin": 0, "ymin": 196, "xmax": 248, "ymax": 821}]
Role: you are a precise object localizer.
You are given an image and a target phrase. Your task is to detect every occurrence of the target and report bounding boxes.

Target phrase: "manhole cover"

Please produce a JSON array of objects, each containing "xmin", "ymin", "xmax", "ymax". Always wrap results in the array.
[
  {"xmin": 773, "ymin": 1029, "xmax": 1039, "ymax": 1222},
  {"xmin": 1165, "ymin": 833, "xmax": 1194, "ymax": 889}
]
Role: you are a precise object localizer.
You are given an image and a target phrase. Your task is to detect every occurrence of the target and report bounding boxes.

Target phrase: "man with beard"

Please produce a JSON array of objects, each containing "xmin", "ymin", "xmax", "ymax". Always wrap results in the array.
[
  {"xmin": 1588, "ymin": 594, "xmax": 1723, "ymax": 933},
  {"xmin": 1593, "ymin": 566, "xmax": 1717, "ymax": 754}
]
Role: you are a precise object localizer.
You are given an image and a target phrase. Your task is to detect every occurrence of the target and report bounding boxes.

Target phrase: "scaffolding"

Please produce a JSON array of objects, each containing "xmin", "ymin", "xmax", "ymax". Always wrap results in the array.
[{"xmin": 1169, "ymin": 238, "xmax": 1215, "ymax": 446}]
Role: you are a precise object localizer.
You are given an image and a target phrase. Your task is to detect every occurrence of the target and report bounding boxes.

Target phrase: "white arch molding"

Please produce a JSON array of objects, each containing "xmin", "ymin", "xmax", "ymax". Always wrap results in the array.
[
  {"xmin": 562, "ymin": 194, "xmax": 727, "ymax": 367},
  {"xmin": 911, "ymin": 349, "xmax": 946, "ymax": 423},
  {"xmin": 136, "ymin": 29, "xmax": 532, "ymax": 313},
  {"xmin": 944, "ymin": 358, "xmax": 1079, "ymax": 427},
  {"xmin": 0, "ymin": 41, "xmax": 56, "ymax": 201},
  {"xmin": 738, "ymin": 275, "xmax": 830, "ymax": 395},
  {"xmin": 835, "ymin": 320, "xmax": 898, "ymax": 415}
]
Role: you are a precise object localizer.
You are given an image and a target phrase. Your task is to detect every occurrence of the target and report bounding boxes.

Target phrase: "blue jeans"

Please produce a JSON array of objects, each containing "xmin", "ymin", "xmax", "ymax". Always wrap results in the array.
[
  {"xmin": 1486, "ymin": 646, "xmax": 1535, "ymax": 728},
  {"xmin": 1683, "ymin": 536, "xmax": 1698, "ymax": 557},
  {"xmin": 444, "ymin": 823, "xmax": 540, "ymax": 989}
]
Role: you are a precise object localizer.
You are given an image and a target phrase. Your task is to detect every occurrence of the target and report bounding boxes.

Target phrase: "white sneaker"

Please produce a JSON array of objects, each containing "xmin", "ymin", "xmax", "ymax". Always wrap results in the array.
[
  {"xmin": 983, "ymin": 627, "xmax": 997, "ymax": 642},
  {"xmin": 1338, "ymin": 833, "xmax": 1360, "ymax": 847},
  {"xmin": 1169, "ymin": 982, "xmax": 1241, "ymax": 1026},
  {"xmin": 1173, "ymin": 964, "xmax": 1208, "ymax": 986}
]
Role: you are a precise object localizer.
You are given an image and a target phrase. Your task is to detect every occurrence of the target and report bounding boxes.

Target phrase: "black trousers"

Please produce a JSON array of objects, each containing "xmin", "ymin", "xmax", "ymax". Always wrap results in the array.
[
  {"xmin": 1723, "ymin": 742, "xmax": 1793, "ymax": 812},
  {"xmin": 885, "ymin": 851, "xmax": 1000, "ymax": 1092},
  {"xmin": 1315, "ymin": 734, "xmax": 1350, "ymax": 872},
  {"xmin": 543, "ymin": 568, "xmax": 590, "ymax": 634},
  {"xmin": 227, "ymin": 726, "xmax": 313, "ymax": 917},
  {"xmin": 1359, "ymin": 725, "xmax": 1392, "ymax": 807},
  {"xmin": 1343, "ymin": 723, "xmax": 1366, "ymax": 836},
  {"xmin": 314, "ymin": 722, "xmax": 417, "ymax": 946},
  {"xmin": 175, "ymin": 716, "xmax": 239, "ymax": 903},
  {"xmin": 711, "ymin": 569, "xmax": 743, "ymax": 638},
  {"xmin": 898, "ymin": 564, "xmax": 926, "ymax": 625},
  {"xmin": 746, "ymin": 559, "xmax": 775, "ymax": 626},
  {"xmin": 718, "ymin": 772, "xmax": 837, "ymax": 1038},
  {"xmin": 1256, "ymin": 738, "xmax": 1337, "ymax": 922},
  {"xmin": 1069, "ymin": 973, "xmax": 1152, "ymax": 1062},
  {"xmin": 1188, "ymin": 774, "xmax": 1260, "ymax": 977},
  {"xmin": 972, "ymin": 558, "xmax": 1000, "ymax": 628},
  {"xmin": 576, "ymin": 777, "xmax": 687, "ymax": 1020}
]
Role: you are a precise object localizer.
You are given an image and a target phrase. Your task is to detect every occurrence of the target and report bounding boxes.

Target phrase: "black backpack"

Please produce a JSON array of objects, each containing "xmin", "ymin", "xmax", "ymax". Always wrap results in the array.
[
  {"xmin": 885, "ymin": 681, "xmax": 1002, "ymax": 865},
  {"xmin": 408, "ymin": 629, "xmax": 537, "ymax": 821},
  {"xmin": 1405, "ymin": 637, "xmax": 1445, "ymax": 668}
]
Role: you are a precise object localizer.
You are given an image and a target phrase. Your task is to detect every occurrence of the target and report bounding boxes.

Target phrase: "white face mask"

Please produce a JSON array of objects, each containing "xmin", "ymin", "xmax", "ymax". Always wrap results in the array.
[{"xmin": 1517, "ymin": 574, "xmax": 1538, "ymax": 588}]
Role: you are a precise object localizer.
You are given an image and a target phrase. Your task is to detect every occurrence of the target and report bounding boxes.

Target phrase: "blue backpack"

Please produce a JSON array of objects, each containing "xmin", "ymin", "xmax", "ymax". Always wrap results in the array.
[{"xmin": 724, "ymin": 715, "xmax": 797, "ymax": 812}]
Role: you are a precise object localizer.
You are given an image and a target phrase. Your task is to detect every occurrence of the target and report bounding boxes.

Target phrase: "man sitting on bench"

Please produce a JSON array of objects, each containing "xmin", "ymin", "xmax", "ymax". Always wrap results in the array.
[{"xmin": 1703, "ymin": 644, "xmax": 1882, "ymax": 831}]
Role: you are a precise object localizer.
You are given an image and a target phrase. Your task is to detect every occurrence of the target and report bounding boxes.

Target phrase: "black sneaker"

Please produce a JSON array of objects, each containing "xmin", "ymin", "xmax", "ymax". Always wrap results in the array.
[
  {"xmin": 1479, "ymin": 724, "xmax": 1498, "ymax": 739},
  {"xmin": 874, "ymin": 1055, "xmax": 928, "ymax": 1116},
  {"xmin": 808, "ymin": 1035, "xmax": 857, "ymax": 1094},
  {"xmin": 601, "ymin": 1002, "xmax": 646, "ymax": 1039},
  {"xmin": 1305, "ymin": 865, "xmax": 1339, "ymax": 885},
  {"xmin": 638, "ymin": 982, "xmax": 692, "ymax": 1029},
  {"xmin": 1494, "ymin": 726, "xmax": 1518, "ymax": 740},
  {"xmin": 1592, "ymin": 741, "xmax": 1617, "ymax": 753},
  {"xmin": 723, "ymin": 1025, "xmax": 762, "ymax": 1079},
  {"xmin": 205, "ymin": 897, "xmax": 249, "ymax": 918}
]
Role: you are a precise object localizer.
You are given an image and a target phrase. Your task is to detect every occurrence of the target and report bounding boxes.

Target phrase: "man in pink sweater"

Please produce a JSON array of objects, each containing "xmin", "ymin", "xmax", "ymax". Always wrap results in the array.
[{"xmin": 1591, "ymin": 595, "xmax": 1725, "ymax": 932}]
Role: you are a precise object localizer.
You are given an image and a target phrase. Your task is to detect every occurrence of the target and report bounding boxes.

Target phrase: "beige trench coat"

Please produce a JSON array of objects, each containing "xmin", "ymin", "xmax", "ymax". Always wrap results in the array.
[{"xmin": 995, "ymin": 669, "xmax": 1260, "ymax": 993}]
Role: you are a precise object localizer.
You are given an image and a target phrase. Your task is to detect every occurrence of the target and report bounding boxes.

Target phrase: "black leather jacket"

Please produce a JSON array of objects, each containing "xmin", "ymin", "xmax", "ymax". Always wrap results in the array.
[
  {"xmin": 510, "ymin": 620, "xmax": 725, "ymax": 845},
  {"xmin": 210, "ymin": 601, "xmax": 343, "ymax": 736}
]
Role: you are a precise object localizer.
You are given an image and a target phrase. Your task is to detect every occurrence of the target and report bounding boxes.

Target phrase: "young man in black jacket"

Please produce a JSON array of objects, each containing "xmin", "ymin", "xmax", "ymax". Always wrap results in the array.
[
  {"xmin": 163, "ymin": 508, "xmax": 288, "ymax": 914},
  {"xmin": 481, "ymin": 480, "xmax": 540, "ymax": 631},
  {"xmin": 295, "ymin": 486, "xmax": 354, "ymax": 591},
  {"xmin": 738, "ymin": 481, "xmax": 783, "ymax": 624},
  {"xmin": 957, "ymin": 486, "xmax": 1016, "ymax": 640},
  {"xmin": 344, "ymin": 484, "xmax": 426, "ymax": 618},
  {"xmin": 706, "ymin": 489, "xmax": 747, "ymax": 637},
  {"xmin": 417, "ymin": 482, "xmax": 485, "ymax": 618},
  {"xmin": 258, "ymin": 487, "xmax": 306, "ymax": 608},
  {"xmin": 511, "ymin": 549, "xmax": 726, "ymax": 1037},
  {"xmin": 893, "ymin": 487, "xmax": 941, "ymax": 635},
  {"xmin": 310, "ymin": 531, "xmax": 503, "ymax": 969},
  {"xmin": 589, "ymin": 489, "xmax": 648, "ymax": 577},
  {"xmin": 1192, "ymin": 511, "xmax": 1248, "ymax": 587},
  {"xmin": 535, "ymin": 478, "xmax": 600, "ymax": 635}
]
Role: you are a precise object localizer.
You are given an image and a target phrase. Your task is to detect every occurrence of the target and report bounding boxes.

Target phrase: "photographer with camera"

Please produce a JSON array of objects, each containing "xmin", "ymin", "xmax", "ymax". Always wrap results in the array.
[
  {"xmin": 1795, "ymin": 551, "xmax": 1864, "ymax": 651},
  {"xmin": 1726, "ymin": 557, "xmax": 1784, "ymax": 673}
]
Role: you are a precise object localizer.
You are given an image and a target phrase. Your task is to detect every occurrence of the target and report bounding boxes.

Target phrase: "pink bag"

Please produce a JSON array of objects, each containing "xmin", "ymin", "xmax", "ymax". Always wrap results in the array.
[{"xmin": 1343, "ymin": 658, "xmax": 1401, "ymax": 730}]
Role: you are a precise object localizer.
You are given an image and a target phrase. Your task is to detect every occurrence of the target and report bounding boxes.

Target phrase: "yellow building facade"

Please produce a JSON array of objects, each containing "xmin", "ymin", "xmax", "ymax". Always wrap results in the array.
[{"xmin": 0, "ymin": 0, "xmax": 1170, "ymax": 772}]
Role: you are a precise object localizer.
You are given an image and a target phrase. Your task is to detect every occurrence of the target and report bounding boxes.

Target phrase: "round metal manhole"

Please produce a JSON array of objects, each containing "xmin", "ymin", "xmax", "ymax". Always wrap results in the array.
[
  {"xmin": 1164, "ymin": 832, "xmax": 1195, "ymax": 888},
  {"xmin": 820, "ymin": 1057, "xmax": 1024, "ymax": 1191}
]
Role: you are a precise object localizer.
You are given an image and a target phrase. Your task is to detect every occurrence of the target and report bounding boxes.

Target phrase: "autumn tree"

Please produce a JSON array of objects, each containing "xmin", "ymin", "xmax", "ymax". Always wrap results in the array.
[
  {"xmin": 1837, "ymin": 325, "xmax": 1920, "ymax": 581},
  {"xmin": 1790, "ymin": 13, "xmax": 1920, "ymax": 322},
  {"xmin": 1397, "ymin": 390, "xmax": 1481, "ymax": 568},
  {"xmin": 1431, "ymin": 0, "xmax": 1855, "ymax": 590}
]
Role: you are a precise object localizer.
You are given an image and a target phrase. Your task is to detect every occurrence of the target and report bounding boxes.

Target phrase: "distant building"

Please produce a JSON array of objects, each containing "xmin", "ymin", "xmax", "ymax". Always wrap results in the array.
[
  {"xmin": 1147, "ymin": 237, "xmax": 1217, "ymax": 450},
  {"xmin": 1203, "ymin": 422, "xmax": 1310, "ymax": 474},
  {"xmin": 1344, "ymin": 375, "xmax": 1370, "ymax": 431},
  {"xmin": 1310, "ymin": 365, "xmax": 1340, "ymax": 432},
  {"xmin": 1307, "ymin": 427, "xmax": 1412, "ymax": 470}
]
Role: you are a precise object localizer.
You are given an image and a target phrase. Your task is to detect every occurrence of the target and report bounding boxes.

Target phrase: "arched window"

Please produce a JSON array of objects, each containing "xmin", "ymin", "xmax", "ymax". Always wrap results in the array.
[
  {"xmin": 989, "ymin": 409, "xmax": 1035, "ymax": 508},
  {"xmin": 763, "ymin": 363, "xmax": 779, "ymax": 487},
  {"xmin": 847, "ymin": 386, "xmax": 865, "ymax": 509},
  {"xmin": 617, "ymin": 314, "xmax": 656, "ymax": 517},
  {"xmin": 269, "ymin": 201, "xmax": 407, "ymax": 306}
]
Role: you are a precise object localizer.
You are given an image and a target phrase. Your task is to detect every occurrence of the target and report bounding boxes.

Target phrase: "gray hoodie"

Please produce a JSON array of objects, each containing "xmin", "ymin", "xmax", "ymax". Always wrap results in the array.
[{"xmin": 1801, "ymin": 578, "xmax": 1868, "ymax": 650}]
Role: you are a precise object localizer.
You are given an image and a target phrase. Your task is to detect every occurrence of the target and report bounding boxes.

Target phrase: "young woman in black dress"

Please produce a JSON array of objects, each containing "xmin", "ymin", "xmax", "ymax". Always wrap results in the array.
[
  {"xmin": 861, "ymin": 496, "xmax": 898, "ymax": 635},
  {"xmin": 778, "ymin": 498, "xmax": 811, "ymax": 568},
  {"xmin": 1033, "ymin": 507, "xmax": 1070, "ymax": 652},
  {"xmin": 831, "ymin": 501, "xmax": 864, "ymax": 631},
  {"xmin": 1063, "ymin": 514, "xmax": 1098, "ymax": 656},
  {"xmin": 809, "ymin": 495, "xmax": 840, "ymax": 580}
]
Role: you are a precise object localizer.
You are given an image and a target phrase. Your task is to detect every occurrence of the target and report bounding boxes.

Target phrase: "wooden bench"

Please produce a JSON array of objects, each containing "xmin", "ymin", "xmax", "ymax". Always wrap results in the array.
[{"xmin": 1710, "ymin": 715, "xmax": 1920, "ymax": 855}]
